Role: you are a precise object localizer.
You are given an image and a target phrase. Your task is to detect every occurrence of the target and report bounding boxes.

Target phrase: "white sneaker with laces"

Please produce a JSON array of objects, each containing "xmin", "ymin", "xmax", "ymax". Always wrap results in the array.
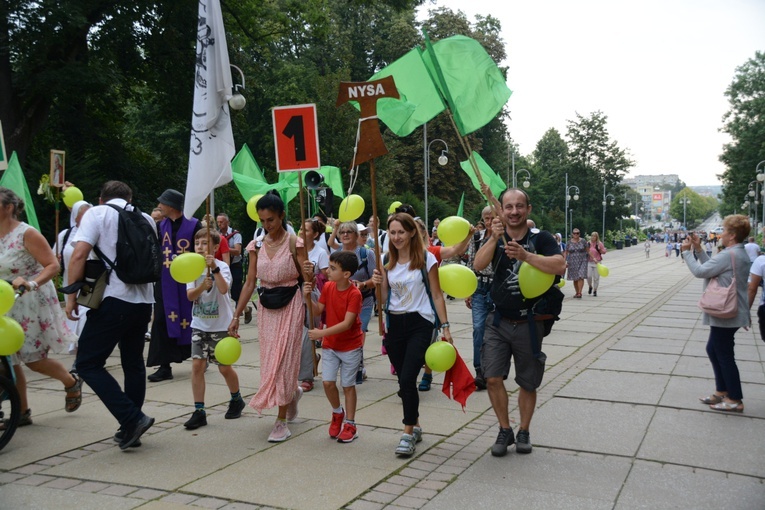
[{"xmin": 268, "ymin": 420, "xmax": 291, "ymax": 442}]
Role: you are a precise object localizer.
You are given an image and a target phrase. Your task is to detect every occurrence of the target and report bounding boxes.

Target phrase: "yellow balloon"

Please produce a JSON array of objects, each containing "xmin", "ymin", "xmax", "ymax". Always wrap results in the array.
[
  {"xmin": 437, "ymin": 216, "xmax": 470, "ymax": 246},
  {"xmin": 597, "ymin": 263, "xmax": 609, "ymax": 277},
  {"xmin": 169, "ymin": 253, "xmax": 206, "ymax": 284},
  {"xmin": 425, "ymin": 341, "xmax": 457, "ymax": 372},
  {"xmin": 246, "ymin": 194, "xmax": 264, "ymax": 222},
  {"xmin": 438, "ymin": 264, "xmax": 478, "ymax": 299},
  {"xmin": 0, "ymin": 316, "xmax": 24, "ymax": 356},
  {"xmin": 518, "ymin": 261, "xmax": 555, "ymax": 299},
  {"xmin": 0, "ymin": 280, "xmax": 14, "ymax": 315},
  {"xmin": 558, "ymin": 279, "xmax": 565, "ymax": 288},
  {"xmin": 388, "ymin": 200, "xmax": 402, "ymax": 214},
  {"xmin": 338, "ymin": 194, "xmax": 365, "ymax": 221},
  {"xmin": 214, "ymin": 336, "xmax": 242, "ymax": 365},
  {"xmin": 62, "ymin": 187, "xmax": 84, "ymax": 208}
]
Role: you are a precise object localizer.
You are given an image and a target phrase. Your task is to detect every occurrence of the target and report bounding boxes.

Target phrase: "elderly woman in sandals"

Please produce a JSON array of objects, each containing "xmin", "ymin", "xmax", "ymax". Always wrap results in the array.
[
  {"xmin": 681, "ymin": 214, "xmax": 751, "ymax": 413},
  {"xmin": 0, "ymin": 187, "xmax": 82, "ymax": 429}
]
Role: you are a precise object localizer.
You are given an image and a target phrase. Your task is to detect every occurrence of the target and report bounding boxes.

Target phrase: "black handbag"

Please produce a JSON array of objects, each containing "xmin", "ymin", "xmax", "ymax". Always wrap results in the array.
[{"xmin": 257, "ymin": 284, "xmax": 299, "ymax": 309}]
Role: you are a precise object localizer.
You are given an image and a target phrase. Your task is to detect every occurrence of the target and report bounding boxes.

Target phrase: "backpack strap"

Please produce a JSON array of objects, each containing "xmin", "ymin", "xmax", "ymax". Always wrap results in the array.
[{"xmin": 60, "ymin": 227, "xmax": 73, "ymax": 274}]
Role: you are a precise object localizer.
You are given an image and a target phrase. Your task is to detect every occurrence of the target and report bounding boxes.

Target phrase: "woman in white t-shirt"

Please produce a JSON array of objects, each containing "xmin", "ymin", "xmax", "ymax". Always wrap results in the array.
[
  {"xmin": 374, "ymin": 212, "xmax": 452, "ymax": 458},
  {"xmin": 299, "ymin": 219, "xmax": 330, "ymax": 392}
]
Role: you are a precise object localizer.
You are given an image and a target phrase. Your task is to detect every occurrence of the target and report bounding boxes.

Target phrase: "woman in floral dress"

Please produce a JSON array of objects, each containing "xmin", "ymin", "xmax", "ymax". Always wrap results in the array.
[
  {"xmin": 229, "ymin": 192, "xmax": 309, "ymax": 442},
  {"xmin": 565, "ymin": 228, "xmax": 588, "ymax": 298},
  {"xmin": 0, "ymin": 188, "xmax": 82, "ymax": 428}
]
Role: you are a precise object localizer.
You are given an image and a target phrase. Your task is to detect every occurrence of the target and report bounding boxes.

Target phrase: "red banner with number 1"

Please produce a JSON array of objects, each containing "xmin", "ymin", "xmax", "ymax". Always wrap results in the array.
[{"xmin": 272, "ymin": 104, "xmax": 321, "ymax": 172}]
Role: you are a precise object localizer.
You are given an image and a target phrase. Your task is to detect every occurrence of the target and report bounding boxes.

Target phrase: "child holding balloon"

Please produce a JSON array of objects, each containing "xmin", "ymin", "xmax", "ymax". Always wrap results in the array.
[
  {"xmin": 183, "ymin": 229, "xmax": 245, "ymax": 430},
  {"xmin": 303, "ymin": 250, "xmax": 364, "ymax": 443}
]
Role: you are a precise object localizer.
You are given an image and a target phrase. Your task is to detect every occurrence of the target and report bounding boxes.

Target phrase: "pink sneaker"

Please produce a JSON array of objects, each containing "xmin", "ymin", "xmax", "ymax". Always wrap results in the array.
[
  {"xmin": 329, "ymin": 409, "xmax": 345, "ymax": 438},
  {"xmin": 267, "ymin": 420, "xmax": 291, "ymax": 442},
  {"xmin": 286, "ymin": 386, "xmax": 303, "ymax": 422},
  {"xmin": 337, "ymin": 422, "xmax": 358, "ymax": 443}
]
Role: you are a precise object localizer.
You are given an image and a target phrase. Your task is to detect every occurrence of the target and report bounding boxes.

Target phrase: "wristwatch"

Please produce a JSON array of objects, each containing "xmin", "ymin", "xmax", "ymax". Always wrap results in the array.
[{"xmin": 211, "ymin": 267, "xmax": 221, "ymax": 275}]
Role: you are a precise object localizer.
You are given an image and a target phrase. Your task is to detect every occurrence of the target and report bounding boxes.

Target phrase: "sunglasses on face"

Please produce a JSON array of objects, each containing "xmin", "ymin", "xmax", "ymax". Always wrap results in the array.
[
  {"xmin": 339, "ymin": 230, "xmax": 354, "ymax": 235},
  {"xmin": 573, "ymin": 232, "xmax": 580, "ymax": 235}
]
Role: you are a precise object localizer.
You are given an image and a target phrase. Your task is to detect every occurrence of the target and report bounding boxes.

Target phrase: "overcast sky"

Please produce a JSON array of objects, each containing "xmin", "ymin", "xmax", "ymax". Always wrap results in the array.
[{"xmin": 418, "ymin": 0, "xmax": 765, "ymax": 186}]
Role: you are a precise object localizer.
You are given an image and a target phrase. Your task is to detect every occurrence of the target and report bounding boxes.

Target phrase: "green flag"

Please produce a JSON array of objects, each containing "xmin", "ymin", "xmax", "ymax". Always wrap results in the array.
[
  {"xmin": 422, "ymin": 34, "xmax": 512, "ymax": 136},
  {"xmin": 231, "ymin": 143, "xmax": 266, "ymax": 182},
  {"xmin": 459, "ymin": 152, "xmax": 506, "ymax": 198},
  {"xmin": 231, "ymin": 145, "xmax": 294, "ymax": 216},
  {"xmin": 456, "ymin": 192, "xmax": 465, "ymax": 217},
  {"xmin": 364, "ymin": 48, "xmax": 446, "ymax": 137},
  {"xmin": 0, "ymin": 152, "xmax": 40, "ymax": 231},
  {"xmin": 278, "ymin": 166, "xmax": 348, "ymax": 208}
]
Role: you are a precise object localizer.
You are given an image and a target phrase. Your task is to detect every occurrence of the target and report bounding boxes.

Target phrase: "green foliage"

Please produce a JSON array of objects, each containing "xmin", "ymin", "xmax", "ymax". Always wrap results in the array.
[{"xmin": 719, "ymin": 51, "xmax": 765, "ymax": 216}]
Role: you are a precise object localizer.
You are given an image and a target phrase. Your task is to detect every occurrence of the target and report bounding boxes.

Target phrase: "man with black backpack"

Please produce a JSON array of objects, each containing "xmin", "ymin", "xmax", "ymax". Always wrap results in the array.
[
  {"xmin": 473, "ymin": 188, "xmax": 566, "ymax": 458},
  {"xmin": 147, "ymin": 189, "xmax": 201, "ymax": 382},
  {"xmin": 66, "ymin": 180, "xmax": 158, "ymax": 450}
]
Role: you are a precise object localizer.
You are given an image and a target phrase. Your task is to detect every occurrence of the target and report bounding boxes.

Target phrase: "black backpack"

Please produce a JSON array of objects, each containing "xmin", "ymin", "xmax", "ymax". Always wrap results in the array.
[{"xmin": 94, "ymin": 204, "xmax": 161, "ymax": 284}]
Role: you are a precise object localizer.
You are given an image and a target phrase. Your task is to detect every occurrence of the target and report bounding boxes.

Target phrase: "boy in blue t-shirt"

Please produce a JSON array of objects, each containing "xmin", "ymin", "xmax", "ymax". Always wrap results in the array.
[
  {"xmin": 183, "ymin": 230, "xmax": 245, "ymax": 429},
  {"xmin": 304, "ymin": 251, "xmax": 364, "ymax": 443}
]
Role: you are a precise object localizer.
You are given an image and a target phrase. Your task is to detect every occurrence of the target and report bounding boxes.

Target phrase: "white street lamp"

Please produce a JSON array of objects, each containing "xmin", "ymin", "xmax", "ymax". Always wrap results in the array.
[
  {"xmin": 512, "ymin": 168, "xmax": 531, "ymax": 189},
  {"xmin": 228, "ymin": 65, "xmax": 246, "ymax": 110},
  {"xmin": 602, "ymin": 183, "xmax": 615, "ymax": 236},
  {"xmin": 564, "ymin": 172, "xmax": 579, "ymax": 245},
  {"xmin": 681, "ymin": 198, "xmax": 691, "ymax": 229},
  {"xmin": 424, "ymin": 133, "xmax": 449, "ymax": 229}
]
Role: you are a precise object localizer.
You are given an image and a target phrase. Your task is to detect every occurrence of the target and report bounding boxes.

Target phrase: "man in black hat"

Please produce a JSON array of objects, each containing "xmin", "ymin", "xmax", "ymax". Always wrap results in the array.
[{"xmin": 146, "ymin": 189, "xmax": 201, "ymax": 382}]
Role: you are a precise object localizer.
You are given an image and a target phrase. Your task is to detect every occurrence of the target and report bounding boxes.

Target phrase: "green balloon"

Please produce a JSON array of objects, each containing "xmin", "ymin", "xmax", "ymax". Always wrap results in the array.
[
  {"xmin": 169, "ymin": 253, "xmax": 206, "ymax": 284},
  {"xmin": 214, "ymin": 336, "xmax": 242, "ymax": 365},
  {"xmin": 438, "ymin": 264, "xmax": 478, "ymax": 299},
  {"xmin": 0, "ymin": 316, "xmax": 24, "ymax": 356},
  {"xmin": 518, "ymin": 261, "xmax": 554, "ymax": 299},
  {"xmin": 0, "ymin": 280, "xmax": 14, "ymax": 315},
  {"xmin": 425, "ymin": 341, "xmax": 456, "ymax": 372}
]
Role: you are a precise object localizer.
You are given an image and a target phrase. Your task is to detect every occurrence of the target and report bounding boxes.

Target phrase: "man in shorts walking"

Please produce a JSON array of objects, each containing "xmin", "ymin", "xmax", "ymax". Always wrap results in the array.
[{"xmin": 473, "ymin": 188, "xmax": 565, "ymax": 457}]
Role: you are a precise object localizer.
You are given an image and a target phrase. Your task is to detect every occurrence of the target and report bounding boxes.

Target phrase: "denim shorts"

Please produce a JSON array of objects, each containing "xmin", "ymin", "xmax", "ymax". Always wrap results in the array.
[{"xmin": 322, "ymin": 347, "xmax": 363, "ymax": 387}]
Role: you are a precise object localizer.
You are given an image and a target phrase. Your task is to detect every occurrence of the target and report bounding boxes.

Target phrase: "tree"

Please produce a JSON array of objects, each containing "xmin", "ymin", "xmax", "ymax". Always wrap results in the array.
[
  {"xmin": 719, "ymin": 51, "xmax": 765, "ymax": 217},
  {"xmin": 564, "ymin": 111, "xmax": 634, "ymax": 234}
]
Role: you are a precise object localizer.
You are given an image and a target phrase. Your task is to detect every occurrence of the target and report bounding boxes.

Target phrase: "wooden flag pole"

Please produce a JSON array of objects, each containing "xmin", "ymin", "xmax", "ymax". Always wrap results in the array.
[
  {"xmin": 54, "ymin": 187, "xmax": 61, "ymax": 268},
  {"xmin": 297, "ymin": 172, "xmax": 318, "ymax": 376},
  {"xmin": 445, "ymin": 109, "xmax": 507, "ymax": 229},
  {"xmin": 368, "ymin": 160, "xmax": 385, "ymax": 336}
]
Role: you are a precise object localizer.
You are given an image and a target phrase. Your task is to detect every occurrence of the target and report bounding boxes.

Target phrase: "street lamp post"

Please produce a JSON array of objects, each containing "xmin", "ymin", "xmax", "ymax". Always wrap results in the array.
[
  {"xmin": 756, "ymin": 160, "xmax": 765, "ymax": 234},
  {"xmin": 512, "ymin": 169, "xmax": 531, "ymax": 189},
  {"xmin": 748, "ymin": 180, "xmax": 760, "ymax": 233},
  {"xmin": 423, "ymin": 123, "xmax": 449, "ymax": 229},
  {"xmin": 681, "ymin": 198, "xmax": 691, "ymax": 229},
  {"xmin": 564, "ymin": 173, "xmax": 580, "ymax": 245},
  {"xmin": 602, "ymin": 184, "xmax": 615, "ymax": 236}
]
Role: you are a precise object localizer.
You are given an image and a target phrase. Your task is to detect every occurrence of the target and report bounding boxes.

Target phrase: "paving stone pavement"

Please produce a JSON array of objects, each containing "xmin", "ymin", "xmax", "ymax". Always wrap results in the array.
[{"xmin": 1, "ymin": 242, "xmax": 763, "ymax": 509}]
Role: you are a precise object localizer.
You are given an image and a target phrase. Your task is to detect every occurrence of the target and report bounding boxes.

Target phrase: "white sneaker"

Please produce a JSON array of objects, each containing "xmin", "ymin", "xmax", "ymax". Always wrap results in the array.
[
  {"xmin": 267, "ymin": 420, "xmax": 291, "ymax": 442},
  {"xmin": 286, "ymin": 386, "xmax": 303, "ymax": 422}
]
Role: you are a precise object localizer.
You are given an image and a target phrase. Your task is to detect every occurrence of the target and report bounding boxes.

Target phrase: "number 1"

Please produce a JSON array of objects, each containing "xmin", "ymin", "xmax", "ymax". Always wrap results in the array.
[{"xmin": 282, "ymin": 115, "xmax": 306, "ymax": 161}]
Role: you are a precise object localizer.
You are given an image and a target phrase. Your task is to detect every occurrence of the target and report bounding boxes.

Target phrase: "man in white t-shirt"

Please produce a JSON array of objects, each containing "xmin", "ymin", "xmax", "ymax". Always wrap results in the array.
[
  {"xmin": 744, "ymin": 237, "xmax": 760, "ymax": 262},
  {"xmin": 748, "ymin": 254, "xmax": 765, "ymax": 343},
  {"xmin": 66, "ymin": 180, "xmax": 156, "ymax": 450}
]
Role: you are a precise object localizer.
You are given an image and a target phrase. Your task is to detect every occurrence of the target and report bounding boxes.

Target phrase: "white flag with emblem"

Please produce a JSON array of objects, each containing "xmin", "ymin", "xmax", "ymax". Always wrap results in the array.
[{"xmin": 184, "ymin": 0, "xmax": 235, "ymax": 218}]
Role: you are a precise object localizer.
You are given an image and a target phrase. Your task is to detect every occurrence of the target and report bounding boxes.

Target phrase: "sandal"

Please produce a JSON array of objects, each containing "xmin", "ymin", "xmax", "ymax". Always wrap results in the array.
[
  {"xmin": 0, "ymin": 408, "xmax": 32, "ymax": 430},
  {"xmin": 64, "ymin": 372, "xmax": 83, "ymax": 413},
  {"xmin": 709, "ymin": 401, "xmax": 744, "ymax": 413},
  {"xmin": 699, "ymin": 394, "xmax": 724, "ymax": 405},
  {"xmin": 300, "ymin": 379, "xmax": 314, "ymax": 392}
]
